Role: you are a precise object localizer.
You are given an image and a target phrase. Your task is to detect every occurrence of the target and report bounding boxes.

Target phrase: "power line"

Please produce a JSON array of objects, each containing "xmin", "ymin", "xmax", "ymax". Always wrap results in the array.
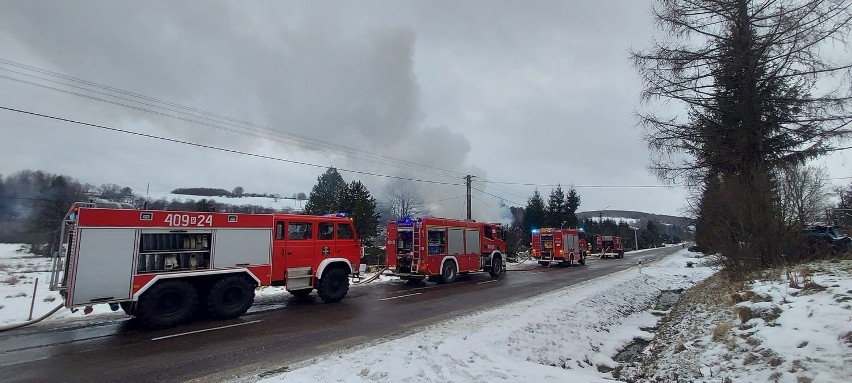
[
  {"xmin": 0, "ymin": 106, "xmax": 464, "ymax": 187},
  {"xmin": 470, "ymin": 186, "xmax": 524, "ymax": 207},
  {"xmin": 0, "ymin": 58, "xmax": 466, "ymax": 180}
]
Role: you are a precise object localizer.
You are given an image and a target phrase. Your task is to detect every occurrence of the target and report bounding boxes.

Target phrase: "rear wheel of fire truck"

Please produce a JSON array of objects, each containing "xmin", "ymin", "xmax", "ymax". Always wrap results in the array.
[
  {"xmin": 567, "ymin": 255, "xmax": 574, "ymax": 267},
  {"xmin": 206, "ymin": 275, "xmax": 256, "ymax": 320},
  {"xmin": 579, "ymin": 252, "xmax": 586, "ymax": 265},
  {"xmin": 439, "ymin": 260, "xmax": 458, "ymax": 284},
  {"xmin": 618, "ymin": 250, "xmax": 625, "ymax": 259},
  {"xmin": 489, "ymin": 256, "xmax": 503, "ymax": 278},
  {"xmin": 318, "ymin": 267, "xmax": 349, "ymax": 303},
  {"xmin": 136, "ymin": 280, "xmax": 198, "ymax": 329}
]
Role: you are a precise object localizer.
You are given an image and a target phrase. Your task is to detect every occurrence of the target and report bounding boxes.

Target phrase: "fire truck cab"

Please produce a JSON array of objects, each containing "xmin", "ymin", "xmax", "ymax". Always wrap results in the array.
[
  {"xmin": 50, "ymin": 203, "xmax": 364, "ymax": 328},
  {"xmin": 385, "ymin": 217, "xmax": 507, "ymax": 283},
  {"xmin": 531, "ymin": 228, "xmax": 588, "ymax": 267}
]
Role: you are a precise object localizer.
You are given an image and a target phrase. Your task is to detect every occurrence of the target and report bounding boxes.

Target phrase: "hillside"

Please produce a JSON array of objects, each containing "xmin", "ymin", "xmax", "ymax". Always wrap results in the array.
[{"xmin": 579, "ymin": 210, "xmax": 693, "ymax": 228}]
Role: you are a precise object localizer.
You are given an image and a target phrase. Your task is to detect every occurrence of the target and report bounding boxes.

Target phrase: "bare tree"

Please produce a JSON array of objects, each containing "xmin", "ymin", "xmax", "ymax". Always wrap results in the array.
[
  {"xmin": 779, "ymin": 166, "xmax": 830, "ymax": 228},
  {"xmin": 384, "ymin": 181, "xmax": 428, "ymax": 219}
]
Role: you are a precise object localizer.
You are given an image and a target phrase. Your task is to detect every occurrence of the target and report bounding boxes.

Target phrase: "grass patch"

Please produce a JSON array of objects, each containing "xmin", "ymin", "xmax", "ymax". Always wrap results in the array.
[{"xmin": 257, "ymin": 366, "xmax": 290, "ymax": 378}]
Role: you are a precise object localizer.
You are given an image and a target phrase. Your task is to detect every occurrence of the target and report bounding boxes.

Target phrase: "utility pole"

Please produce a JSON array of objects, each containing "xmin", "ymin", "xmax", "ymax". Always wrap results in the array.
[{"xmin": 465, "ymin": 175, "xmax": 473, "ymax": 220}]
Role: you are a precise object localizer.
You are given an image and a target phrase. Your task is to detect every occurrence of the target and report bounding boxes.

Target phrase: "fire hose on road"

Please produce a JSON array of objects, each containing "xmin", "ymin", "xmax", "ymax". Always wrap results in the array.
[{"xmin": 0, "ymin": 303, "xmax": 64, "ymax": 332}]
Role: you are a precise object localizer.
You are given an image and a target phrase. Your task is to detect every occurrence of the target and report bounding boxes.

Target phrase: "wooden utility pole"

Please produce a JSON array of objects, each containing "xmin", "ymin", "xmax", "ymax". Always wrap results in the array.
[{"xmin": 465, "ymin": 175, "xmax": 473, "ymax": 220}]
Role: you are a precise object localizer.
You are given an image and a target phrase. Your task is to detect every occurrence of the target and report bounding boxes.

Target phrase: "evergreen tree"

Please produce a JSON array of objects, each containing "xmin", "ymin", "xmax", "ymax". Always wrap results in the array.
[
  {"xmin": 339, "ymin": 181, "xmax": 380, "ymax": 241},
  {"xmin": 523, "ymin": 190, "xmax": 546, "ymax": 242},
  {"xmin": 565, "ymin": 187, "xmax": 581, "ymax": 228},
  {"xmin": 304, "ymin": 168, "xmax": 347, "ymax": 214},
  {"xmin": 545, "ymin": 185, "xmax": 566, "ymax": 227}
]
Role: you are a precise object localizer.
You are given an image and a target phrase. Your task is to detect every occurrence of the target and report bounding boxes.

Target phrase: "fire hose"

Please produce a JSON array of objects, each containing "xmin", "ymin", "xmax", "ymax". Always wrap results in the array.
[
  {"xmin": 0, "ymin": 303, "xmax": 64, "ymax": 332},
  {"xmin": 352, "ymin": 265, "xmax": 390, "ymax": 284}
]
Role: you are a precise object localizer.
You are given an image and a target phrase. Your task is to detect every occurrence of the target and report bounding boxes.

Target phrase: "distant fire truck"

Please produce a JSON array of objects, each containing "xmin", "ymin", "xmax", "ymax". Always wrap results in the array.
[
  {"xmin": 50, "ymin": 203, "xmax": 364, "ymax": 328},
  {"xmin": 385, "ymin": 217, "xmax": 507, "ymax": 283},
  {"xmin": 531, "ymin": 228, "xmax": 588, "ymax": 267},
  {"xmin": 596, "ymin": 235, "xmax": 625, "ymax": 258}
]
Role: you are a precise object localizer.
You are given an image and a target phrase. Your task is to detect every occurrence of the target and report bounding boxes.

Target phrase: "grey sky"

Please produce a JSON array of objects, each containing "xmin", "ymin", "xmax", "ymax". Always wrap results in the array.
[{"xmin": 0, "ymin": 1, "xmax": 849, "ymax": 220}]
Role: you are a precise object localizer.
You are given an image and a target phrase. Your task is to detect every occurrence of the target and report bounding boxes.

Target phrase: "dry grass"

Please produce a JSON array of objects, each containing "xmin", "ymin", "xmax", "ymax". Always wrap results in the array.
[
  {"xmin": 2, "ymin": 275, "xmax": 20, "ymax": 285},
  {"xmin": 712, "ymin": 322, "xmax": 732, "ymax": 342}
]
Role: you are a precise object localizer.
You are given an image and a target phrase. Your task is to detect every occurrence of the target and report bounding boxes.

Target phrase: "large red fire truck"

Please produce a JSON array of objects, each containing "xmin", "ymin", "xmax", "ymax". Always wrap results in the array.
[
  {"xmin": 596, "ymin": 235, "xmax": 625, "ymax": 258},
  {"xmin": 531, "ymin": 228, "xmax": 588, "ymax": 267},
  {"xmin": 50, "ymin": 202, "xmax": 364, "ymax": 328},
  {"xmin": 385, "ymin": 217, "xmax": 507, "ymax": 283}
]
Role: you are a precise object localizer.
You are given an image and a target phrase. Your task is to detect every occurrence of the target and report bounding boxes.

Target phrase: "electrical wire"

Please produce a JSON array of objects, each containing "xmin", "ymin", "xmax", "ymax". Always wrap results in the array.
[{"xmin": 0, "ymin": 106, "xmax": 464, "ymax": 186}]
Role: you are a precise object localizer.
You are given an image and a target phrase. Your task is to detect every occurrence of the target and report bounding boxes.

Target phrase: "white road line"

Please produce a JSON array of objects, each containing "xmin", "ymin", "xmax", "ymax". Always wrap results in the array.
[
  {"xmin": 379, "ymin": 292, "xmax": 422, "ymax": 301},
  {"xmin": 150, "ymin": 320, "xmax": 263, "ymax": 341},
  {"xmin": 476, "ymin": 280, "xmax": 497, "ymax": 285}
]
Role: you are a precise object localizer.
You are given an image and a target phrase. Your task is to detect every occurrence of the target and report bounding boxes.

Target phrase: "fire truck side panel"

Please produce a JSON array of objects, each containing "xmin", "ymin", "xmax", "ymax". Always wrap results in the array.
[
  {"xmin": 212, "ymin": 229, "xmax": 272, "ymax": 268},
  {"xmin": 464, "ymin": 229, "xmax": 481, "ymax": 271},
  {"xmin": 69, "ymin": 228, "xmax": 137, "ymax": 307}
]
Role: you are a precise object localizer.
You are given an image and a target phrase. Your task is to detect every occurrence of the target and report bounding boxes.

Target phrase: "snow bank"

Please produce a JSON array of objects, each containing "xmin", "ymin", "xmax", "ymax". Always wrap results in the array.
[
  {"xmin": 258, "ymin": 250, "xmax": 715, "ymax": 383},
  {"xmin": 624, "ymin": 259, "xmax": 852, "ymax": 383}
]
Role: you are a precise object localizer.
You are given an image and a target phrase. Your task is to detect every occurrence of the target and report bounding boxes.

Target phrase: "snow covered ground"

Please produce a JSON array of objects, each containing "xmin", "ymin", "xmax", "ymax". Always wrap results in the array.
[
  {"xmin": 624, "ymin": 259, "xmax": 852, "ymax": 383},
  {"xmin": 257, "ymin": 249, "xmax": 716, "ymax": 383},
  {"xmin": 0, "ymin": 244, "xmax": 122, "ymax": 325},
  {"xmin": 144, "ymin": 192, "xmax": 305, "ymax": 211}
]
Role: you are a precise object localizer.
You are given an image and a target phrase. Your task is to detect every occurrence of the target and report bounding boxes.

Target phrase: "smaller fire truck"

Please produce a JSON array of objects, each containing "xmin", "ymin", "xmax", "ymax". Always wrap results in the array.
[
  {"xmin": 50, "ymin": 203, "xmax": 364, "ymax": 328},
  {"xmin": 385, "ymin": 217, "xmax": 507, "ymax": 283},
  {"xmin": 596, "ymin": 235, "xmax": 625, "ymax": 258},
  {"xmin": 531, "ymin": 228, "xmax": 588, "ymax": 267}
]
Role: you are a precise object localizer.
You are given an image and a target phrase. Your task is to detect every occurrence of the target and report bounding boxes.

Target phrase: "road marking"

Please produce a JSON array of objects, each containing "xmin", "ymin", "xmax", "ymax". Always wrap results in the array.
[
  {"xmin": 380, "ymin": 292, "xmax": 422, "ymax": 301},
  {"xmin": 150, "ymin": 320, "xmax": 263, "ymax": 341},
  {"xmin": 476, "ymin": 280, "xmax": 497, "ymax": 285}
]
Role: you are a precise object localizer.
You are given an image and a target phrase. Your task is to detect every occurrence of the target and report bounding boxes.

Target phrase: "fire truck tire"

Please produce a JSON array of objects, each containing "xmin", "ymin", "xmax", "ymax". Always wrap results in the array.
[
  {"xmin": 579, "ymin": 252, "xmax": 586, "ymax": 265},
  {"xmin": 439, "ymin": 260, "xmax": 458, "ymax": 284},
  {"xmin": 567, "ymin": 256, "xmax": 574, "ymax": 267},
  {"xmin": 136, "ymin": 280, "xmax": 198, "ymax": 329},
  {"xmin": 119, "ymin": 301, "xmax": 135, "ymax": 316},
  {"xmin": 206, "ymin": 275, "xmax": 256, "ymax": 320},
  {"xmin": 489, "ymin": 256, "xmax": 503, "ymax": 278},
  {"xmin": 318, "ymin": 267, "xmax": 349, "ymax": 303}
]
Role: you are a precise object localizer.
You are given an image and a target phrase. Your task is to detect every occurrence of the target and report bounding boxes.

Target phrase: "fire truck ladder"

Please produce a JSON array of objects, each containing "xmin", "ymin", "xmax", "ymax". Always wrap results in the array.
[
  {"xmin": 410, "ymin": 224, "xmax": 422, "ymax": 272},
  {"xmin": 49, "ymin": 202, "xmax": 94, "ymax": 292}
]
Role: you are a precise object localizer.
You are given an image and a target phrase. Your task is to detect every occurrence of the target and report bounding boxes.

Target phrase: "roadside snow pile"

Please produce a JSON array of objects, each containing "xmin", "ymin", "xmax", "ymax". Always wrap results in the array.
[
  {"xmin": 0, "ymin": 244, "xmax": 122, "ymax": 325},
  {"xmin": 258, "ymin": 250, "xmax": 715, "ymax": 383},
  {"xmin": 623, "ymin": 259, "xmax": 852, "ymax": 383}
]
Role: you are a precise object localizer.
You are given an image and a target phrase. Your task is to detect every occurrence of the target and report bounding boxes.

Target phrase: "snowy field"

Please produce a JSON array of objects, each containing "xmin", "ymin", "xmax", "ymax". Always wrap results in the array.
[
  {"xmin": 258, "ymin": 249, "xmax": 716, "ymax": 383},
  {"xmin": 0, "ymin": 244, "xmax": 121, "ymax": 325},
  {"xmin": 144, "ymin": 192, "xmax": 305, "ymax": 212}
]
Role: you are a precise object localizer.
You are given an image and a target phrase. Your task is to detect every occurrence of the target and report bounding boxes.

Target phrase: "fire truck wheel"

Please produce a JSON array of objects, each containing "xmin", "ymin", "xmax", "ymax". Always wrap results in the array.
[
  {"xmin": 489, "ymin": 256, "xmax": 503, "ymax": 278},
  {"xmin": 136, "ymin": 280, "xmax": 198, "ymax": 329},
  {"xmin": 318, "ymin": 267, "xmax": 349, "ymax": 303},
  {"xmin": 119, "ymin": 301, "xmax": 135, "ymax": 316},
  {"xmin": 206, "ymin": 275, "xmax": 256, "ymax": 320},
  {"xmin": 439, "ymin": 260, "xmax": 457, "ymax": 284},
  {"xmin": 567, "ymin": 257, "xmax": 574, "ymax": 267},
  {"xmin": 579, "ymin": 252, "xmax": 586, "ymax": 265}
]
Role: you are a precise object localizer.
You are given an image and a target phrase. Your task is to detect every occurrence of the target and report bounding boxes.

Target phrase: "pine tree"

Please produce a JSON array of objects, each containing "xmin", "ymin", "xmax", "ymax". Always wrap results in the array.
[
  {"xmin": 523, "ymin": 190, "xmax": 546, "ymax": 242},
  {"xmin": 545, "ymin": 185, "xmax": 566, "ymax": 227},
  {"xmin": 339, "ymin": 181, "xmax": 380, "ymax": 241},
  {"xmin": 304, "ymin": 168, "xmax": 347, "ymax": 215},
  {"xmin": 565, "ymin": 187, "xmax": 581, "ymax": 228}
]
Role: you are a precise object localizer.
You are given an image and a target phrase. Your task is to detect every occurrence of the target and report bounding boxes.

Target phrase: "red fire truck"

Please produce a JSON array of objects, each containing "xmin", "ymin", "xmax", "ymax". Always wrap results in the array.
[
  {"xmin": 596, "ymin": 235, "xmax": 625, "ymax": 258},
  {"xmin": 385, "ymin": 217, "xmax": 507, "ymax": 283},
  {"xmin": 50, "ymin": 202, "xmax": 364, "ymax": 328},
  {"xmin": 531, "ymin": 228, "xmax": 588, "ymax": 267}
]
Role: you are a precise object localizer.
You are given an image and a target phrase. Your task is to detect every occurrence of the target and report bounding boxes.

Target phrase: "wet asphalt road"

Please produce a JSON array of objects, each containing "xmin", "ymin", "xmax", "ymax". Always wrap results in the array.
[{"xmin": 0, "ymin": 247, "xmax": 681, "ymax": 382}]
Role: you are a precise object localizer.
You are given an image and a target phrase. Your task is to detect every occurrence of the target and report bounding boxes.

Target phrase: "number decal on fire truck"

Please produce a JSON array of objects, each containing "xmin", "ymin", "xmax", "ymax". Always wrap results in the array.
[{"xmin": 164, "ymin": 213, "xmax": 214, "ymax": 227}]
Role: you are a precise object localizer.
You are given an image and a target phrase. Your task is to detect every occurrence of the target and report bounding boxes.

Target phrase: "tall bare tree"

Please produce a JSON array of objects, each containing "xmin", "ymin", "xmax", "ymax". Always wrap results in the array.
[
  {"xmin": 779, "ymin": 165, "xmax": 830, "ymax": 228},
  {"xmin": 383, "ymin": 180, "xmax": 428, "ymax": 219}
]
